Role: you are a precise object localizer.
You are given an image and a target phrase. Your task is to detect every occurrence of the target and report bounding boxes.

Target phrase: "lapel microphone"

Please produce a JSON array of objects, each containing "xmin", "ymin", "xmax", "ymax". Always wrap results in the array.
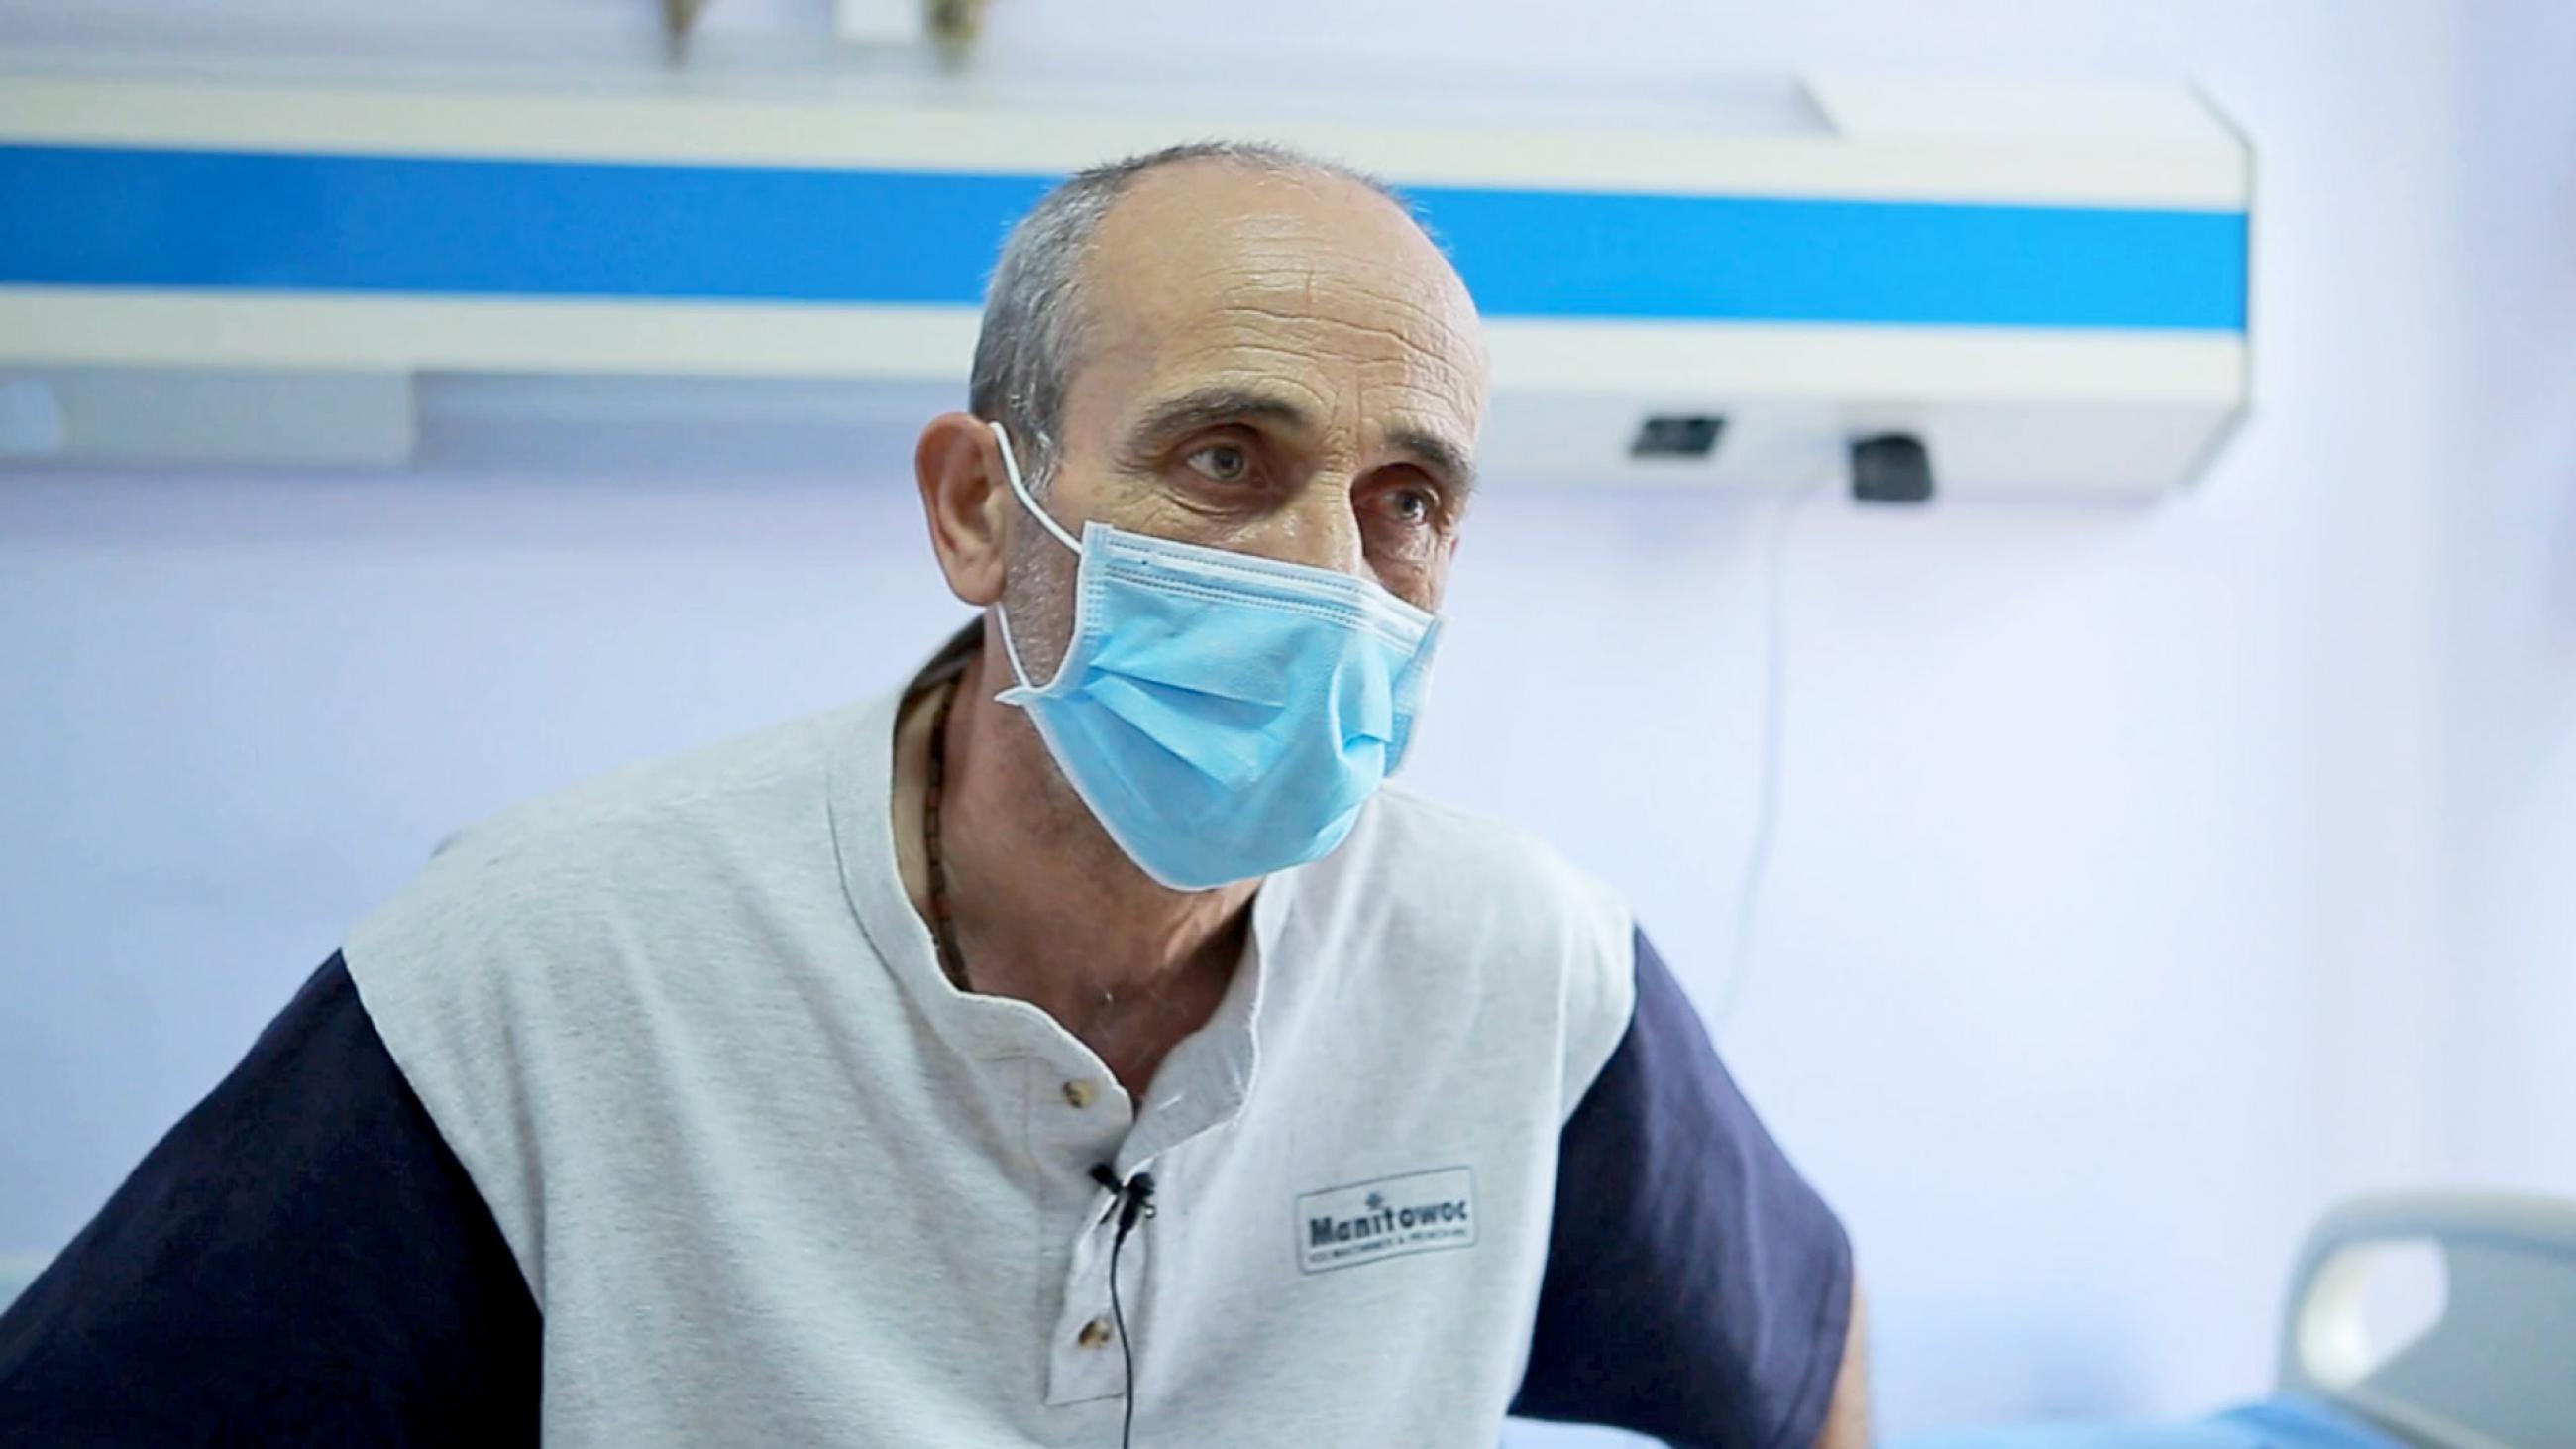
[
  {"xmin": 1089, "ymin": 1164, "xmax": 1157, "ymax": 1448},
  {"xmin": 1091, "ymin": 1164, "xmax": 1157, "ymax": 1236}
]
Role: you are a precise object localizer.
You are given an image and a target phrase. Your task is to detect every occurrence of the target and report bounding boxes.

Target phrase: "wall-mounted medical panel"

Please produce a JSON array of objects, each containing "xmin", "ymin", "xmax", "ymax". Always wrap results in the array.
[{"xmin": 0, "ymin": 74, "xmax": 2249, "ymax": 492}]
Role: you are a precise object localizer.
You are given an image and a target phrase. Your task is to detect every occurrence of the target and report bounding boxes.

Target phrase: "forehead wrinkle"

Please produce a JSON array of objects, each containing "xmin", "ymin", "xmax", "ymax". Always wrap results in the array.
[
  {"xmin": 1155, "ymin": 347, "xmax": 1469, "ymax": 453},
  {"xmin": 1124, "ymin": 383, "xmax": 1322, "ymax": 449},
  {"xmin": 1078, "ymin": 168, "xmax": 1485, "ymax": 466},
  {"xmin": 1205, "ymin": 267, "xmax": 1475, "ymax": 349},
  {"xmin": 1149, "ymin": 343, "xmax": 1339, "ymax": 411},
  {"xmin": 1183, "ymin": 304, "xmax": 1479, "ymax": 408},
  {"xmin": 1157, "ymin": 319, "xmax": 1481, "ymax": 473}
]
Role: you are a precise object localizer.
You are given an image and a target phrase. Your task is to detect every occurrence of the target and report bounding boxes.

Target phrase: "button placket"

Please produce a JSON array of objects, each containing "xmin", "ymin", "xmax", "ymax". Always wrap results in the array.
[
  {"xmin": 1025, "ymin": 926, "xmax": 1267, "ymax": 1411},
  {"xmin": 1031, "ymin": 1052, "xmax": 1137, "ymax": 1406},
  {"xmin": 1043, "ymin": 1175, "xmax": 1138, "ymax": 1404}
]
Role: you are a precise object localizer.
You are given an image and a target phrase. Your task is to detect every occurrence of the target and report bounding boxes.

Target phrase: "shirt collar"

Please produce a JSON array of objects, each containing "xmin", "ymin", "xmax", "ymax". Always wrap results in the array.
[{"xmin": 828, "ymin": 680, "xmax": 1297, "ymax": 1160}]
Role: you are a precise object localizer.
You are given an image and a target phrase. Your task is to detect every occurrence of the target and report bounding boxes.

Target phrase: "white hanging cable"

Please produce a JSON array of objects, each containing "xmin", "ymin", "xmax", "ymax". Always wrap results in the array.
[{"xmin": 1710, "ymin": 467, "xmax": 1832, "ymax": 1041}]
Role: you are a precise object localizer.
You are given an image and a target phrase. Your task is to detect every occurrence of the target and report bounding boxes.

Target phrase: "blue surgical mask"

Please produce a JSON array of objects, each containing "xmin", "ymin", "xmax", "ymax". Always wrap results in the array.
[{"xmin": 986, "ymin": 421, "xmax": 1442, "ymax": 891}]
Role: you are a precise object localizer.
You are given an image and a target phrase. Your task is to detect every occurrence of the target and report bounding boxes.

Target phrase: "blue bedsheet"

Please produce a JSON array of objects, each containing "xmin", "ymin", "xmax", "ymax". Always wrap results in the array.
[{"xmin": 1903, "ymin": 1395, "xmax": 2402, "ymax": 1449}]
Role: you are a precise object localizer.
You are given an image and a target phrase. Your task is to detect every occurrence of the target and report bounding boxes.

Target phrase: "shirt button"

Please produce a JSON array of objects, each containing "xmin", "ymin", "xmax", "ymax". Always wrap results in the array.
[
  {"xmin": 1077, "ymin": 1316, "xmax": 1114, "ymax": 1349},
  {"xmin": 1061, "ymin": 1078, "xmax": 1097, "ymax": 1109}
]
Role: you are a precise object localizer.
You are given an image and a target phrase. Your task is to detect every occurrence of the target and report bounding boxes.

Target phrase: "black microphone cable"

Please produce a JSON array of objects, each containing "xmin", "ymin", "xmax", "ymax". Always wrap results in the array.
[{"xmin": 1089, "ymin": 1164, "xmax": 1157, "ymax": 1449}]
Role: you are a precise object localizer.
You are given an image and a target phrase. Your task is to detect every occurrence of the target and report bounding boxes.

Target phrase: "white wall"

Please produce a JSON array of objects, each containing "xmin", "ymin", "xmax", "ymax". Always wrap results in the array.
[
  {"xmin": 6, "ymin": 0, "xmax": 2554, "ymax": 1439},
  {"xmin": 2436, "ymin": 0, "xmax": 2576, "ymax": 1199}
]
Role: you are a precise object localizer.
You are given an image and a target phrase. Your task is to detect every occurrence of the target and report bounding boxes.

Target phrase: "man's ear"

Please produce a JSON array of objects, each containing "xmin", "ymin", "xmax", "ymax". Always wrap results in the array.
[{"xmin": 914, "ymin": 411, "xmax": 1012, "ymax": 607}]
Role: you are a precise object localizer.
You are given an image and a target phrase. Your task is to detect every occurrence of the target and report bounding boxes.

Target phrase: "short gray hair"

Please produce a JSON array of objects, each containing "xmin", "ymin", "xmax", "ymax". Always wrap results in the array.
[{"xmin": 967, "ymin": 141, "xmax": 1405, "ymax": 491}]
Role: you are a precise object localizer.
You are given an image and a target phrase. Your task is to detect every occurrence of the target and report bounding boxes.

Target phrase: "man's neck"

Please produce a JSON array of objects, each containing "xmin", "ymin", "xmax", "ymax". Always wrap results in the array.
[{"xmin": 891, "ymin": 634, "xmax": 1254, "ymax": 1094}]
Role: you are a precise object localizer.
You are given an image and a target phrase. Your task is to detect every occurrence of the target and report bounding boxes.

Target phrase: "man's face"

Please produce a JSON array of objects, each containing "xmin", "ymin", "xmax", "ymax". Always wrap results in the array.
[{"xmin": 1004, "ymin": 163, "xmax": 1486, "ymax": 674}]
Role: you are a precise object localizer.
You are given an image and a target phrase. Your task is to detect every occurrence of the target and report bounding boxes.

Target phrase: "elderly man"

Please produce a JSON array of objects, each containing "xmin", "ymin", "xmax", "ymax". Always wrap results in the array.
[{"xmin": 0, "ymin": 143, "xmax": 1867, "ymax": 1446}]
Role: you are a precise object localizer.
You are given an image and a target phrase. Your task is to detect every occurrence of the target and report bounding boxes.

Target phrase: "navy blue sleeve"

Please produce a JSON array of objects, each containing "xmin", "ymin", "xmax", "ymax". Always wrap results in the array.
[
  {"xmin": 0, "ymin": 953, "xmax": 541, "ymax": 1446},
  {"xmin": 1511, "ymin": 929, "xmax": 1853, "ymax": 1449}
]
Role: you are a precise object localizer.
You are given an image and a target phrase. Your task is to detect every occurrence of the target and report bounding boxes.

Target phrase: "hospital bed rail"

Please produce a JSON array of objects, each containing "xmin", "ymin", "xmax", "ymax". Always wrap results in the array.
[{"xmin": 2281, "ymin": 1191, "xmax": 2576, "ymax": 1449}]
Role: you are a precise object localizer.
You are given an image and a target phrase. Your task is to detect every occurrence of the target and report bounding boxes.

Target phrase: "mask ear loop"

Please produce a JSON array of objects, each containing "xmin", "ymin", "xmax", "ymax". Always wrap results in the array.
[
  {"xmin": 989, "ymin": 421, "xmax": 1080, "ymax": 552},
  {"xmin": 987, "ymin": 420, "xmax": 1081, "ymax": 689}
]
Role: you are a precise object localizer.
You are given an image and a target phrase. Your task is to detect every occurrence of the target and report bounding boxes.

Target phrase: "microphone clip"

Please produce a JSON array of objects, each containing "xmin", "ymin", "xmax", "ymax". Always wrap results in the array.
[{"xmin": 1090, "ymin": 1164, "xmax": 1158, "ymax": 1240}]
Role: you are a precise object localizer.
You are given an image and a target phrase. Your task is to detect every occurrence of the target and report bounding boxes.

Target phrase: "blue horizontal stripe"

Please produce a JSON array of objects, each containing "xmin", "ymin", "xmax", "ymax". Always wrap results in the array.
[
  {"xmin": 0, "ymin": 144, "xmax": 2245, "ymax": 330},
  {"xmin": 1410, "ymin": 186, "xmax": 2245, "ymax": 330}
]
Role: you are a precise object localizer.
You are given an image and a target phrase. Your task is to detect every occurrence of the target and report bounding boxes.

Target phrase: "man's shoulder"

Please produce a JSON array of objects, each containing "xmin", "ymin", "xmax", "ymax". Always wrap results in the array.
[
  {"xmin": 1323, "ymin": 785, "xmax": 1636, "ymax": 991},
  {"xmin": 1350, "ymin": 785, "xmax": 1629, "ymax": 933},
  {"xmin": 460, "ymin": 706, "xmax": 854, "ymax": 856},
  {"xmin": 1314, "ymin": 786, "xmax": 1641, "ymax": 1108},
  {"xmin": 345, "ymin": 702, "xmax": 872, "ymax": 983}
]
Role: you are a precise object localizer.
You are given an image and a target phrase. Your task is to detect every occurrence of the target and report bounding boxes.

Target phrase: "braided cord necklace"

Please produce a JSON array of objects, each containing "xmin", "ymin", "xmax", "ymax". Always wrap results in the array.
[{"xmin": 923, "ymin": 679, "xmax": 972, "ymax": 993}]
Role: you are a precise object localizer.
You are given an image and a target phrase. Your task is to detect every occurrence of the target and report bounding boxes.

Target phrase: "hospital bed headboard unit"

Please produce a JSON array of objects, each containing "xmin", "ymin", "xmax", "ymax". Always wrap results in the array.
[{"xmin": 0, "ymin": 73, "xmax": 2250, "ymax": 493}]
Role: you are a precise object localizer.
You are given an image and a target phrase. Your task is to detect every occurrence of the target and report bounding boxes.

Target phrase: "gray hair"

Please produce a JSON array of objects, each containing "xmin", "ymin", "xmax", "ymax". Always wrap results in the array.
[{"xmin": 967, "ymin": 141, "xmax": 1406, "ymax": 492}]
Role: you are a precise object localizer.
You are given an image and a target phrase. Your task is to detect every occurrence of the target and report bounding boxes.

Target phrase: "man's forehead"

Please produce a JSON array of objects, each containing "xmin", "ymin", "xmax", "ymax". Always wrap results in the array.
[{"xmin": 1074, "ymin": 161, "xmax": 1486, "ymax": 442}]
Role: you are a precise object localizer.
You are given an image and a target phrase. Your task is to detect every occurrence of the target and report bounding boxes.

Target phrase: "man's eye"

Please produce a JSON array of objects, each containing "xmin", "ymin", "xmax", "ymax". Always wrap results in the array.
[
  {"xmin": 1385, "ymin": 487, "xmax": 1434, "ymax": 525},
  {"xmin": 1183, "ymin": 443, "xmax": 1252, "ymax": 483}
]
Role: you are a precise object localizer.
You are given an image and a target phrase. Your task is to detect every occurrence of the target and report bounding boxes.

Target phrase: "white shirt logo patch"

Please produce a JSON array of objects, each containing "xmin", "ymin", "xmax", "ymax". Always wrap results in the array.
[{"xmin": 1296, "ymin": 1167, "xmax": 1478, "ymax": 1274}]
